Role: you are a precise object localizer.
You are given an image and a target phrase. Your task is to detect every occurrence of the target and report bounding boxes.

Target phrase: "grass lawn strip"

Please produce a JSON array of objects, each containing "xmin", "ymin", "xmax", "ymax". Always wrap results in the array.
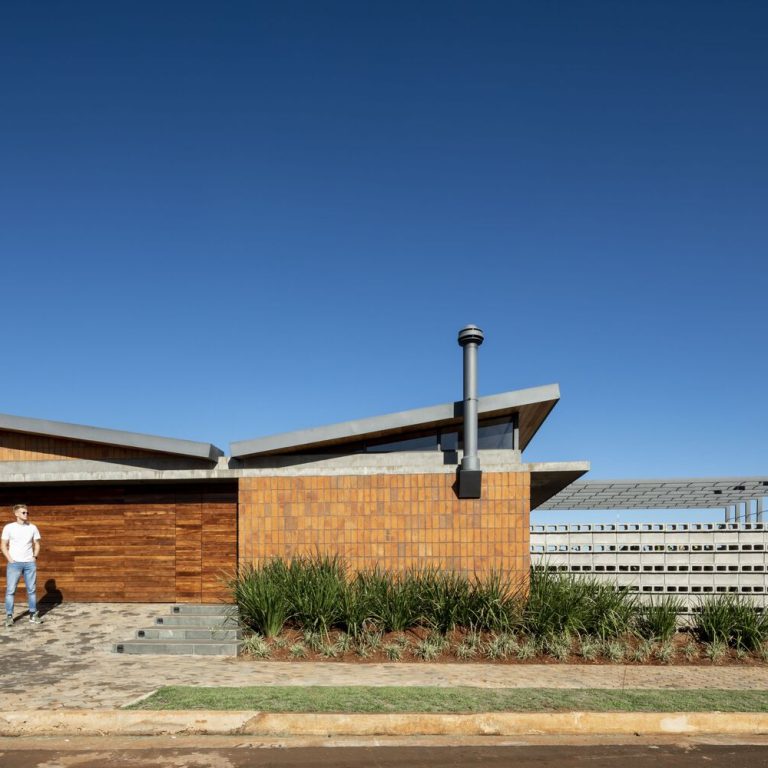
[{"xmin": 129, "ymin": 686, "xmax": 768, "ymax": 713}]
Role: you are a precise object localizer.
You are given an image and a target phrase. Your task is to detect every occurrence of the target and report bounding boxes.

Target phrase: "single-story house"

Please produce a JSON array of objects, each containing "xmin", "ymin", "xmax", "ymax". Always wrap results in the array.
[{"xmin": 1, "ymin": 351, "xmax": 588, "ymax": 603}]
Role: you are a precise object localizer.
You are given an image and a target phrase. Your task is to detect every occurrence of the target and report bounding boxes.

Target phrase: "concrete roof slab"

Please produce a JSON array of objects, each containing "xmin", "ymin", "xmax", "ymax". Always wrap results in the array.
[
  {"xmin": 0, "ymin": 412, "xmax": 223, "ymax": 462},
  {"xmin": 230, "ymin": 384, "xmax": 560, "ymax": 458}
]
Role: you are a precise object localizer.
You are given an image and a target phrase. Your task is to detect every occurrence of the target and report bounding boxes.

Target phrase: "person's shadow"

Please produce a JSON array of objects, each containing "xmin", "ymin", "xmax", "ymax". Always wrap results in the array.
[{"xmin": 37, "ymin": 579, "xmax": 64, "ymax": 617}]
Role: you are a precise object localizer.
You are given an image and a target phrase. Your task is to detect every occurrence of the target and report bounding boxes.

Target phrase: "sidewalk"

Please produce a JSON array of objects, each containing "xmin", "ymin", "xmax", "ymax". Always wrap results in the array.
[{"xmin": 2, "ymin": 603, "xmax": 768, "ymax": 711}]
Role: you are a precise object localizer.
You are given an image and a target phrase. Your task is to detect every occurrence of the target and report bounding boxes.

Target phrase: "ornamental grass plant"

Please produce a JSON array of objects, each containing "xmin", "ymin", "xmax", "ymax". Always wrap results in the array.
[
  {"xmin": 230, "ymin": 556, "xmax": 768, "ymax": 664},
  {"xmin": 694, "ymin": 595, "xmax": 768, "ymax": 651},
  {"xmin": 523, "ymin": 568, "xmax": 637, "ymax": 639},
  {"xmin": 230, "ymin": 555, "xmax": 525, "ymax": 638},
  {"xmin": 638, "ymin": 596, "xmax": 684, "ymax": 642},
  {"xmin": 229, "ymin": 561, "xmax": 291, "ymax": 638}
]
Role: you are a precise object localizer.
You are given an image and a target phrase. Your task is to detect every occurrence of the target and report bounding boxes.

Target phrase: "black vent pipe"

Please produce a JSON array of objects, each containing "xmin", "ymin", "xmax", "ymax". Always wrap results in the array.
[{"xmin": 457, "ymin": 324, "xmax": 484, "ymax": 498}]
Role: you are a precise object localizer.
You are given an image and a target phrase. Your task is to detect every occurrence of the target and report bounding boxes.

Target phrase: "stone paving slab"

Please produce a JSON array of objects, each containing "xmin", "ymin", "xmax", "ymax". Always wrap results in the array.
[{"xmin": 3, "ymin": 603, "xmax": 768, "ymax": 710}]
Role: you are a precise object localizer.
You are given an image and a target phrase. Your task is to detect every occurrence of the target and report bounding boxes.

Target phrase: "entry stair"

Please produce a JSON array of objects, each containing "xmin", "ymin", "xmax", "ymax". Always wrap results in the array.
[{"xmin": 113, "ymin": 604, "xmax": 241, "ymax": 656}]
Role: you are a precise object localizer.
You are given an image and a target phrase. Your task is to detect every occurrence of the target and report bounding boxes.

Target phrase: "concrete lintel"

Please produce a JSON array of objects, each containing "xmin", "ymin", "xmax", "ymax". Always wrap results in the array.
[
  {"xmin": 0, "ymin": 451, "xmax": 532, "ymax": 483},
  {"xmin": 234, "ymin": 449, "xmax": 525, "ymax": 476}
]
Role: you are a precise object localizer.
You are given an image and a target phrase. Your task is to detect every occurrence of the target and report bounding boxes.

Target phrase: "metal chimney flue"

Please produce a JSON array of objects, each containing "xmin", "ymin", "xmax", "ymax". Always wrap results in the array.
[{"xmin": 457, "ymin": 324, "xmax": 484, "ymax": 498}]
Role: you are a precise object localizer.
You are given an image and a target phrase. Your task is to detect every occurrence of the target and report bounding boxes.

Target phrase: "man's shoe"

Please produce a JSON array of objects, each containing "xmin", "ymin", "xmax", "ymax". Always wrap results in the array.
[
  {"xmin": 29, "ymin": 613, "xmax": 42, "ymax": 625},
  {"xmin": 3, "ymin": 615, "xmax": 12, "ymax": 628}
]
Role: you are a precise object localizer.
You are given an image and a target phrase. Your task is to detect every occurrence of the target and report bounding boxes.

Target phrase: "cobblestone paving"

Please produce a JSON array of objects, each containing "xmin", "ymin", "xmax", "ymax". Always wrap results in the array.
[{"xmin": 2, "ymin": 603, "xmax": 768, "ymax": 710}]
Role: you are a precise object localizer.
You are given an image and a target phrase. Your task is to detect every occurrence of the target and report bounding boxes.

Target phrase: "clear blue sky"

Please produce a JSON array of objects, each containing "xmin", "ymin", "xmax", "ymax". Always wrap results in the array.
[{"xmin": 1, "ymin": 2, "xmax": 766, "ymax": 521}]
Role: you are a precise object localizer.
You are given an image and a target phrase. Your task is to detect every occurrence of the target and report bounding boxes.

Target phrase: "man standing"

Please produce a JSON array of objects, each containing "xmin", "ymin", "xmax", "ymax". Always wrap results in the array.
[{"xmin": 2, "ymin": 504, "xmax": 42, "ymax": 627}]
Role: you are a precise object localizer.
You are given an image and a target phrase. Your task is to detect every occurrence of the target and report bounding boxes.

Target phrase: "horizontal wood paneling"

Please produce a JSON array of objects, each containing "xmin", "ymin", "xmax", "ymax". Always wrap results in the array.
[
  {"xmin": 0, "ymin": 483, "xmax": 237, "ymax": 603},
  {"xmin": 201, "ymin": 502, "xmax": 238, "ymax": 602},
  {"xmin": 0, "ymin": 430, "xmax": 169, "ymax": 462}
]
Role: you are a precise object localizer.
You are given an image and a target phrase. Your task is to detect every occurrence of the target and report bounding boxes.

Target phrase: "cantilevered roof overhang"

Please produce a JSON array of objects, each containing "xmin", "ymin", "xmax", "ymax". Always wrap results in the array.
[
  {"xmin": 231, "ymin": 384, "xmax": 560, "ymax": 458},
  {"xmin": 537, "ymin": 477, "xmax": 768, "ymax": 510},
  {"xmin": 0, "ymin": 412, "xmax": 223, "ymax": 461}
]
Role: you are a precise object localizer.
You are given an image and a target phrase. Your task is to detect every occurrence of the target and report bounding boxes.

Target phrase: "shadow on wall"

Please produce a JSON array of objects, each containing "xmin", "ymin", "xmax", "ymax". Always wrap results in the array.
[{"xmin": 38, "ymin": 578, "xmax": 63, "ymax": 617}]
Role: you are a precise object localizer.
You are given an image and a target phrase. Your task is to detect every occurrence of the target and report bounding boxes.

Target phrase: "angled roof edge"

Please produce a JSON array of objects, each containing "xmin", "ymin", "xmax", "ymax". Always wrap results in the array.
[
  {"xmin": 230, "ymin": 384, "xmax": 561, "ymax": 458},
  {"xmin": 0, "ymin": 412, "xmax": 223, "ymax": 461},
  {"xmin": 529, "ymin": 461, "xmax": 591, "ymax": 510}
]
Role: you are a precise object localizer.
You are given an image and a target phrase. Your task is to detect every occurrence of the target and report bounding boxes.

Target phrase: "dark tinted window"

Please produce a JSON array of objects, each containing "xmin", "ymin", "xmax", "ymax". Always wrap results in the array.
[{"xmin": 477, "ymin": 420, "xmax": 514, "ymax": 449}]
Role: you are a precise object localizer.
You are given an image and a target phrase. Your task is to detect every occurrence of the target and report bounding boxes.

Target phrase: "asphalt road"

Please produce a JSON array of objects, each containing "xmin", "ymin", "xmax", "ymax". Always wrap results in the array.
[{"xmin": 3, "ymin": 738, "xmax": 768, "ymax": 767}]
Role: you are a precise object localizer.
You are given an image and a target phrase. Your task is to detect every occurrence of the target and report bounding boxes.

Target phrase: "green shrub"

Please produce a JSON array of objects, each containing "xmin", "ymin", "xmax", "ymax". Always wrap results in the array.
[
  {"xmin": 515, "ymin": 638, "xmax": 537, "ymax": 660},
  {"xmin": 577, "ymin": 635, "xmax": 600, "ymax": 661},
  {"xmin": 682, "ymin": 639, "xmax": 699, "ymax": 661},
  {"xmin": 412, "ymin": 567, "xmax": 472, "ymax": 635},
  {"xmin": 602, "ymin": 639, "xmax": 625, "ymax": 663},
  {"xmin": 413, "ymin": 635, "xmax": 444, "ymax": 661},
  {"xmin": 483, "ymin": 633, "xmax": 512, "ymax": 660},
  {"xmin": 229, "ymin": 561, "xmax": 291, "ymax": 637},
  {"xmin": 302, "ymin": 629, "xmax": 325, "ymax": 652},
  {"xmin": 455, "ymin": 639, "xmax": 478, "ymax": 660},
  {"xmin": 339, "ymin": 576, "xmax": 375, "ymax": 638},
  {"xmin": 240, "ymin": 633, "xmax": 271, "ymax": 658},
  {"xmin": 285, "ymin": 554, "xmax": 346, "ymax": 636},
  {"xmin": 524, "ymin": 569, "xmax": 637, "ymax": 640},
  {"xmin": 289, "ymin": 642, "xmax": 306, "ymax": 658},
  {"xmin": 704, "ymin": 638, "xmax": 726, "ymax": 662},
  {"xmin": 655, "ymin": 640, "xmax": 675, "ymax": 664},
  {"xmin": 729, "ymin": 599, "xmax": 768, "ymax": 651},
  {"xmin": 543, "ymin": 632, "xmax": 572, "ymax": 661},
  {"xmin": 694, "ymin": 596, "xmax": 768, "ymax": 650},
  {"xmin": 364, "ymin": 568, "xmax": 422, "ymax": 632},
  {"xmin": 629, "ymin": 638, "xmax": 654, "ymax": 663},
  {"xmin": 466, "ymin": 570, "xmax": 523, "ymax": 633},
  {"xmin": 638, "ymin": 597, "xmax": 683, "ymax": 642},
  {"xmin": 384, "ymin": 643, "xmax": 403, "ymax": 661},
  {"xmin": 583, "ymin": 582, "xmax": 637, "ymax": 639}
]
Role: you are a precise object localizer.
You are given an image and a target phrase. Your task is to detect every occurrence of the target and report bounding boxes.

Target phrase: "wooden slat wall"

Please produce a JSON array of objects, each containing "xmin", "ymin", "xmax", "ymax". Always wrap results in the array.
[
  {"xmin": 0, "ymin": 430, "xmax": 168, "ymax": 462},
  {"xmin": 201, "ymin": 500, "xmax": 238, "ymax": 602},
  {"xmin": 0, "ymin": 483, "xmax": 237, "ymax": 603},
  {"xmin": 175, "ymin": 502, "xmax": 203, "ymax": 603}
]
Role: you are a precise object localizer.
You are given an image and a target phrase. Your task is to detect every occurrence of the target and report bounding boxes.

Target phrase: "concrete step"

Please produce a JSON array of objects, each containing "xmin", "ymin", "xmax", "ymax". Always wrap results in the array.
[
  {"xmin": 114, "ymin": 639, "xmax": 240, "ymax": 656},
  {"xmin": 137, "ymin": 627, "xmax": 241, "ymax": 640},
  {"xmin": 170, "ymin": 604, "xmax": 236, "ymax": 616},
  {"xmin": 112, "ymin": 605, "xmax": 241, "ymax": 655},
  {"xmin": 155, "ymin": 614, "xmax": 236, "ymax": 628}
]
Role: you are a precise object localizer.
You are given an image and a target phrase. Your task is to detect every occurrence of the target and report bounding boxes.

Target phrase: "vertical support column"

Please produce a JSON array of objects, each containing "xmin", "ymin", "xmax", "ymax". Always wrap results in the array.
[
  {"xmin": 724, "ymin": 505, "xmax": 733, "ymax": 523},
  {"xmin": 758, "ymin": 498, "xmax": 765, "ymax": 524}
]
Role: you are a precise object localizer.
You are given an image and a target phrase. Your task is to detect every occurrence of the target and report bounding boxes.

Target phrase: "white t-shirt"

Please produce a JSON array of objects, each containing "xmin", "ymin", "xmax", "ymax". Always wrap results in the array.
[{"xmin": 1, "ymin": 522, "xmax": 41, "ymax": 563}]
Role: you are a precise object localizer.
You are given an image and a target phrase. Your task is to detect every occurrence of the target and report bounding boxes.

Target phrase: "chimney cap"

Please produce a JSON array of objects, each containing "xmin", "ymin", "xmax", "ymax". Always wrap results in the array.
[{"xmin": 458, "ymin": 325, "xmax": 484, "ymax": 347}]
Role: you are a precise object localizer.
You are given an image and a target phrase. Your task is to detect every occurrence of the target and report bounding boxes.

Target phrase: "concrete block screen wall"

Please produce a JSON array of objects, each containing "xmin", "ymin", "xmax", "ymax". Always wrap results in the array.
[{"xmin": 238, "ymin": 470, "xmax": 531, "ymax": 582}]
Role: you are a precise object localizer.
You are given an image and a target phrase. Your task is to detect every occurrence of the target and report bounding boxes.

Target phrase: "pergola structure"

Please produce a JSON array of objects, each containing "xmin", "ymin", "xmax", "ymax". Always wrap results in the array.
[{"xmin": 537, "ymin": 477, "xmax": 768, "ymax": 522}]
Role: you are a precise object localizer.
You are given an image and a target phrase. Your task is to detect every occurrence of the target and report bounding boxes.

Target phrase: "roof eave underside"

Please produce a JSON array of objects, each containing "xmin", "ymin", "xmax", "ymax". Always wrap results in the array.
[
  {"xmin": 538, "ymin": 477, "xmax": 768, "ymax": 510},
  {"xmin": 0, "ymin": 413, "xmax": 223, "ymax": 462},
  {"xmin": 530, "ymin": 464, "xmax": 591, "ymax": 510},
  {"xmin": 231, "ymin": 384, "xmax": 561, "ymax": 458}
]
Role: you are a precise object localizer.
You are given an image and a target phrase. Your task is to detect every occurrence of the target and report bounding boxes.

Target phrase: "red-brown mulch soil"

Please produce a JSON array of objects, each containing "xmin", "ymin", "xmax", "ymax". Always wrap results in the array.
[{"xmin": 238, "ymin": 627, "xmax": 767, "ymax": 666}]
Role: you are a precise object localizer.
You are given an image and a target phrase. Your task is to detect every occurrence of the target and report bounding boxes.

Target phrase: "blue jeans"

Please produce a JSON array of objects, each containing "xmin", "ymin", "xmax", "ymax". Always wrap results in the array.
[{"xmin": 5, "ymin": 561, "xmax": 37, "ymax": 616}]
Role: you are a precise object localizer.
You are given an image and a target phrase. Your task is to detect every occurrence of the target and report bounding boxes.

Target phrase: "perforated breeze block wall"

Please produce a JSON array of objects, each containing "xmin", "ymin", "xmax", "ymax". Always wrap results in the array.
[{"xmin": 238, "ymin": 471, "xmax": 530, "ymax": 584}]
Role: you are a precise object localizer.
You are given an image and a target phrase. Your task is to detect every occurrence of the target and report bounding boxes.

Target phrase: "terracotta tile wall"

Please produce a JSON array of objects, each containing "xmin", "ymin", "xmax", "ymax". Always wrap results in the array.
[{"xmin": 238, "ymin": 471, "xmax": 530, "ymax": 584}]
